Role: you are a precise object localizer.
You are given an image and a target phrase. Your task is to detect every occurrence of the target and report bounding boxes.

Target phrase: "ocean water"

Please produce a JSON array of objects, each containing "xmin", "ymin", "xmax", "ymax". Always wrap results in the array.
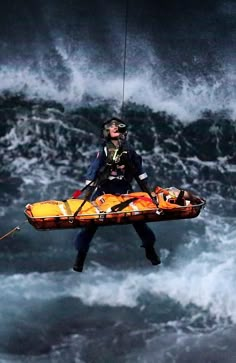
[{"xmin": 0, "ymin": 1, "xmax": 236, "ymax": 362}]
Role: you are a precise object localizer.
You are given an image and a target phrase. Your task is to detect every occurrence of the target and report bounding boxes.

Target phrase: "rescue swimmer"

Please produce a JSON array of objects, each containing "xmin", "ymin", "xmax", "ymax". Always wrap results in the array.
[{"xmin": 73, "ymin": 118, "xmax": 161, "ymax": 272}]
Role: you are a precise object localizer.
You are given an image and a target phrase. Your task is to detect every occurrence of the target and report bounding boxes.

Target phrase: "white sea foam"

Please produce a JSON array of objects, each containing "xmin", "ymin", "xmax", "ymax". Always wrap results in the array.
[
  {"xmin": 1, "ymin": 216, "xmax": 236, "ymax": 323},
  {"xmin": 0, "ymin": 42, "xmax": 235, "ymax": 122},
  {"xmin": 0, "ymin": 114, "xmax": 93, "ymax": 191}
]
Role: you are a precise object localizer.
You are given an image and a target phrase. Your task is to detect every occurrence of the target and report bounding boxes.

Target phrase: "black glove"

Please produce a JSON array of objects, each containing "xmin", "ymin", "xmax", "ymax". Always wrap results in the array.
[
  {"xmin": 139, "ymin": 179, "xmax": 151, "ymax": 194},
  {"xmin": 140, "ymin": 180, "xmax": 158, "ymax": 205}
]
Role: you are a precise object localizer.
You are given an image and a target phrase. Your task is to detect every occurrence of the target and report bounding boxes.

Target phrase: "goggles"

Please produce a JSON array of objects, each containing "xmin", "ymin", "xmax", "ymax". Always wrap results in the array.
[{"xmin": 104, "ymin": 120, "xmax": 127, "ymax": 133}]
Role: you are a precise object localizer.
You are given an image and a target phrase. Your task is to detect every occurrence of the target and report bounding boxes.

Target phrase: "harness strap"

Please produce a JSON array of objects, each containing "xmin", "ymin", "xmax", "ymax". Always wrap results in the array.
[
  {"xmin": 111, "ymin": 197, "xmax": 138, "ymax": 212},
  {"xmin": 110, "ymin": 195, "xmax": 156, "ymax": 212}
]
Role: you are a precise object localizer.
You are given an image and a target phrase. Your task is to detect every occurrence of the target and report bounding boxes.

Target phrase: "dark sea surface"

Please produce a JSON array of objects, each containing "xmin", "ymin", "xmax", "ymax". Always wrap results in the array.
[{"xmin": 0, "ymin": 1, "xmax": 236, "ymax": 362}]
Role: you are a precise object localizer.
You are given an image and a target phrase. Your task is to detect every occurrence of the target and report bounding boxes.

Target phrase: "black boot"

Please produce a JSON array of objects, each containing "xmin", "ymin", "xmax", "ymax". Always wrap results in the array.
[
  {"xmin": 73, "ymin": 250, "xmax": 87, "ymax": 272},
  {"xmin": 144, "ymin": 245, "xmax": 161, "ymax": 265}
]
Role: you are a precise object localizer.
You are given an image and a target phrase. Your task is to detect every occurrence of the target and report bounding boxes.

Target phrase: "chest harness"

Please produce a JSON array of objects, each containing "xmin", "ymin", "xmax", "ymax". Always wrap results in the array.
[{"xmin": 104, "ymin": 142, "xmax": 128, "ymax": 181}]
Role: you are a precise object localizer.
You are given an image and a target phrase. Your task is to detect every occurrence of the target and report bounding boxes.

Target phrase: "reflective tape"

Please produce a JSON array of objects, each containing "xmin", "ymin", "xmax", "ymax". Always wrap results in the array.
[{"xmin": 138, "ymin": 173, "xmax": 148, "ymax": 180}]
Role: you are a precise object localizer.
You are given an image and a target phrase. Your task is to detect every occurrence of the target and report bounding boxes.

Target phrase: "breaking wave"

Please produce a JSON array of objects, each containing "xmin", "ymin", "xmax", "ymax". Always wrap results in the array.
[{"xmin": 0, "ymin": 42, "xmax": 235, "ymax": 122}]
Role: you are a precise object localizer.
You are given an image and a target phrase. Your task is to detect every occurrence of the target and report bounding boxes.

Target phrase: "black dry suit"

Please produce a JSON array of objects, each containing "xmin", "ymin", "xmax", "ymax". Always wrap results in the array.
[
  {"xmin": 73, "ymin": 140, "xmax": 161, "ymax": 272},
  {"xmin": 84, "ymin": 140, "xmax": 148, "ymax": 195}
]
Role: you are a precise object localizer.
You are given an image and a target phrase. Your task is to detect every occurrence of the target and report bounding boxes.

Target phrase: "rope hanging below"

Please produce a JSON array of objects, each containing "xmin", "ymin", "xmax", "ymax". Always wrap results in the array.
[{"xmin": 0, "ymin": 220, "xmax": 28, "ymax": 241}]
